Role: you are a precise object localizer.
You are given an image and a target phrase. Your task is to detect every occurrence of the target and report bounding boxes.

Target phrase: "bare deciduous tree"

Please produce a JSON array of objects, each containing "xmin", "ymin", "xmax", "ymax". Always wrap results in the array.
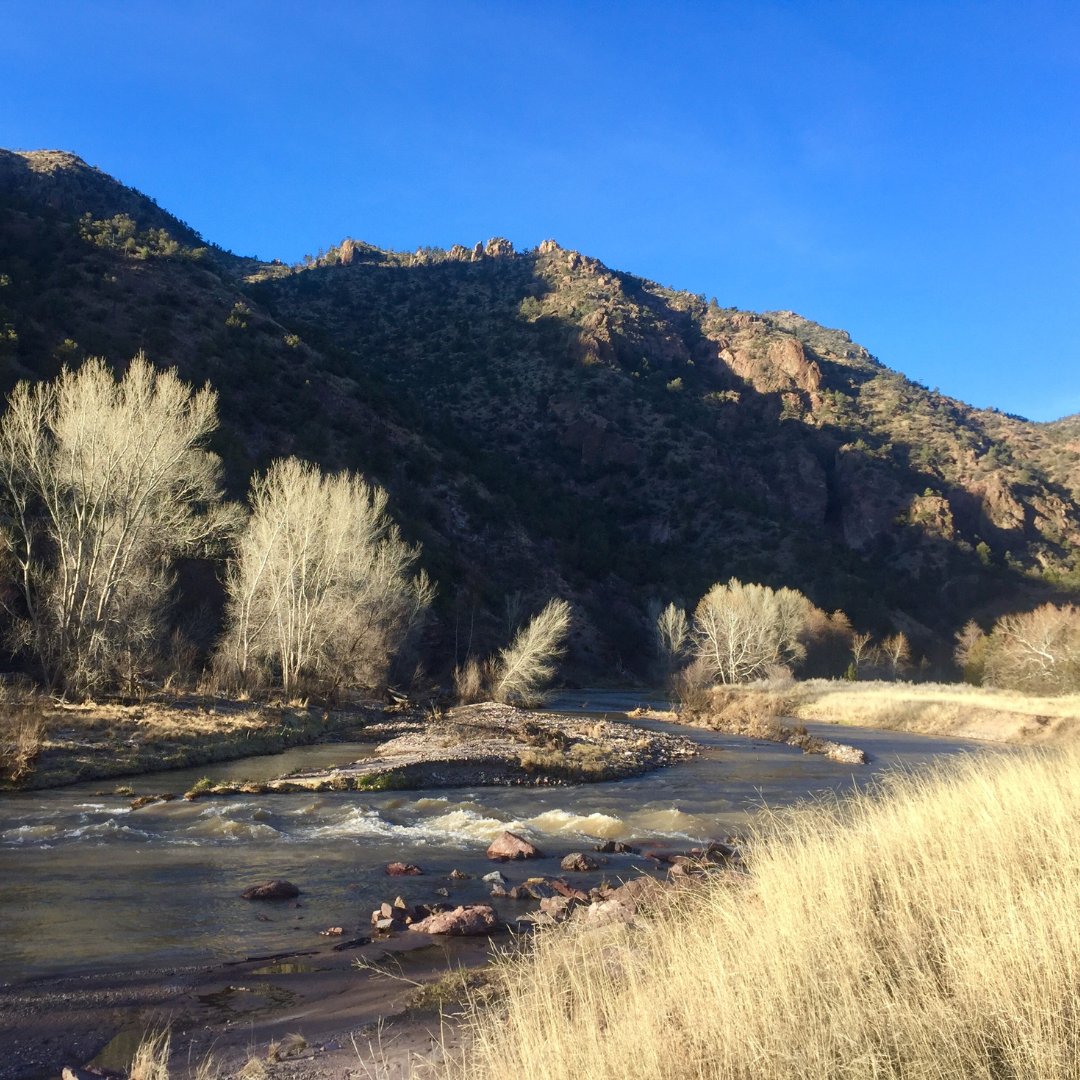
[
  {"xmin": 0, "ymin": 355, "xmax": 235, "ymax": 695},
  {"xmin": 492, "ymin": 598, "xmax": 572, "ymax": 706},
  {"xmin": 218, "ymin": 457, "xmax": 432, "ymax": 699},
  {"xmin": 654, "ymin": 601, "xmax": 689, "ymax": 672},
  {"xmin": 850, "ymin": 631, "xmax": 875, "ymax": 677},
  {"xmin": 982, "ymin": 603, "xmax": 1080, "ymax": 694},
  {"xmin": 880, "ymin": 632, "xmax": 912, "ymax": 679},
  {"xmin": 691, "ymin": 578, "xmax": 812, "ymax": 685}
]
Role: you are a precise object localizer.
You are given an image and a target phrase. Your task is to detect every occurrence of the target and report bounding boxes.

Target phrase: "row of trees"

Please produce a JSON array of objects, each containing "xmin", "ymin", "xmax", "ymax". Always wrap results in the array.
[
  {"xmin": 657, "ymin": 577, "xmax": 1080, "ymax": 697},
  {"xmin": 1, "ymin": 355, "xmax": 1075, "ymax": 703},
  {"xmin": 0, "ymin": 356, "xmax": 431, "ymax": 699},
  {"xmin": 654, "ymin": 579, "xmax": 901, "ymax": 688},
  {"xmin": 956, "ymin": 604, "xmax": 1080, "ymax": 694}
]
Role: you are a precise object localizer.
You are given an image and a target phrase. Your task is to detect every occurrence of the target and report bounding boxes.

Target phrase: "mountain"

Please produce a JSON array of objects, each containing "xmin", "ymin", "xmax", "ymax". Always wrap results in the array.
[{"xmin": 1, "ymin": 148, "xmax": 1078, "ymax": 676}]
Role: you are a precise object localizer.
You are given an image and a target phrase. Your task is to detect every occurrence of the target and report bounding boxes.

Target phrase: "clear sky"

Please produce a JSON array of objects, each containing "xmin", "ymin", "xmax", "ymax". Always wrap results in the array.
[{"xmin": 4, "ymin": 1, "xmax": 1078, "ymax": 420}]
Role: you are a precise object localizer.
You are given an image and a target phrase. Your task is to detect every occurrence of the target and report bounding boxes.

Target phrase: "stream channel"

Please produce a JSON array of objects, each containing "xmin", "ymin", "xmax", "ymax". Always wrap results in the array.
[{"xmin": 0, "ymin": 693, "xmax": 986, "ymax": 987}]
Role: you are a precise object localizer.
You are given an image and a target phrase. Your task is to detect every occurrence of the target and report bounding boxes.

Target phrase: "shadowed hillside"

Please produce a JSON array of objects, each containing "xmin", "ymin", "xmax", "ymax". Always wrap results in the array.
[{"xmin": 1, "ymin": 148, "xmax": 1078, "ymax": 676}]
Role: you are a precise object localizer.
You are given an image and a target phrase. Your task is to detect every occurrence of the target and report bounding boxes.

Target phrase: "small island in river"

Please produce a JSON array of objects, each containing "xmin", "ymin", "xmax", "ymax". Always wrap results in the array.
[{"xmin": 181, "ymin": 701, "xmax": 700, "ymax": 797}]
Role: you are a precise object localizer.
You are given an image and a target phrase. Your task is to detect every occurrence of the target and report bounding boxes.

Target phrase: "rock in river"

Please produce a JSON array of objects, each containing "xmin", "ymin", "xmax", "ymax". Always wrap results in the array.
[
  {"xmin": 561, "ymin": 851, "xmax": 601, "ymax": 872},
  {"xmin": 409, "ymin": 904, "xmax": 498, "ymax": 936},
  {"xmin": 486, "ymin": 830, "xmax": 543, "ymax": 861},
  {"xmin": 386, "ymin": 861, "xmax": 425, "ymax": 876},
  {"xmin": 241, "ymin": 879, "xmax": 300, "ymax": 901}
]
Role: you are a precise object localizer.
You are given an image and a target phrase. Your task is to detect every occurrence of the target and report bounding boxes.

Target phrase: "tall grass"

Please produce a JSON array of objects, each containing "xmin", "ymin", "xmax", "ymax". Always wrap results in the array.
[
  {"xmin": 443, "ymin": 747, "xmax": 1080, "ymax": 1079},
  {"xmin": 0, "ymin": 687, "xmax": 46, "ymax": 783}
]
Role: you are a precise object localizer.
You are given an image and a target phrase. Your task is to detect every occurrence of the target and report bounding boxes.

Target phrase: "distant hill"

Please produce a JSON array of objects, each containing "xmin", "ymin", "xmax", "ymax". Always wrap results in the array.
[{"xmin": 1, "ymin": 148, "xmax": 1078, "ymax": 676}]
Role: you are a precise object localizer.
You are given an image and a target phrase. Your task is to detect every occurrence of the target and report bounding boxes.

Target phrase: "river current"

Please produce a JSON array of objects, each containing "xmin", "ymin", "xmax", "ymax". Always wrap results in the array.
[{"xmin": 0, "ymin": 694, "xmax": 984, "ymax": 985}]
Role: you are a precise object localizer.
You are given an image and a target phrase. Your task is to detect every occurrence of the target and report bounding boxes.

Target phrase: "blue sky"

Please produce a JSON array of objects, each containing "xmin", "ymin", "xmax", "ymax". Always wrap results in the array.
[{"xmin": 4, "ymin": 1, "xmax": 1078, "ymax": 420}]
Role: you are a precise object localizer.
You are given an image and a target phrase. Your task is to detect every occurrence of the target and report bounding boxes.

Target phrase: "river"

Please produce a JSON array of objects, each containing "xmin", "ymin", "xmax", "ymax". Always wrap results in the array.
[{"xmin": 0, "ymin": 695, "xmax": 986, "ymax": 986}]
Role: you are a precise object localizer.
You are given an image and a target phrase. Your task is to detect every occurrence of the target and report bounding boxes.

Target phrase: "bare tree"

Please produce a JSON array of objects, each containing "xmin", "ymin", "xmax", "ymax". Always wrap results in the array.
[
  {"xmin": 492, "ymin": 598, "xmax": 572, "ymax": 706},
  {"xmin": 219, "ymin": 457, "xmax": 432, "ymax": 699},
  {"xmin": 654, "ymin": 601, "xmax": 689, "ymax": 672},
  {"xmin": 850, "ymin": 631, "xmax": 875, "ymax": 678},
  {"xmin": 691, "ymin": 578, "xmax": 812, "ymax": 685},
  {"xmin": 0, "ymin": 355, "xmax": 235, "ymax": 695},
  {"xmin": 879, "ymin": 632, "xmax": 912, "ymax": 679},
  {"xmin": 983, "ymin": 603, "xmax": 1080, "ymax": 694}
]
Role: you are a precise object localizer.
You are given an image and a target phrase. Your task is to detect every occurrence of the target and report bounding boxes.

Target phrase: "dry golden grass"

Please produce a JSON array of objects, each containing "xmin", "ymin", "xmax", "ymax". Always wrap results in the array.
[
  {"xmin": 129, "ymin": 1028, "xmax": 171, "ymax": 1080},
  {"xmin": 773, "ymin": 678, "xmax": 1080, "ymax": 743},
  {"xmin": 443, "ymin": 746, "xmax": 1080, "ymax": 1079},
  {"xmin": 0, "ymin": 695, "xmax": 45, "ymax": 782}
]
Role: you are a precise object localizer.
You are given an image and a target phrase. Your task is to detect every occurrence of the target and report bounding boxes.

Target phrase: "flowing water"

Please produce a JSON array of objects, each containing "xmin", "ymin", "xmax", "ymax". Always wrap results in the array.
[{"xmin": 0, "ymin": 695, "xmax": 986, "ymax": 986}]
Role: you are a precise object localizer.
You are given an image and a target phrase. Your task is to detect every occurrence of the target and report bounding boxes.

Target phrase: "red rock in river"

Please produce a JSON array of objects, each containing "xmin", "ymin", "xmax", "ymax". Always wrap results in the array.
[
  {"xmin": 486, "ymin": 830, "xmax": 543, "ymax": 861},
  {"xmin": 409, "ymin": 904, "xmax": 499, "ymax": 936},
  {"xmin": 386, "ymin": 861, "xmax": 424, "ymax": 876},
  {"xmin": 241, "ymin": 879, "xmax": 300, "ymax": 901}
]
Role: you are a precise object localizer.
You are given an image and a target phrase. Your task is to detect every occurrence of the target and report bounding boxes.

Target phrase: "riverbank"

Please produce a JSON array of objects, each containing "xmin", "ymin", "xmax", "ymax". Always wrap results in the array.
[
  {"xmin": 4, "ymin": 696, "xmax": 698, "ymax": 795},
  {"xmin": 679, "ymin": 679, "xmax": 1080, "ymax": 744},
  {"xmin": 0, "ymin": 694, "xmax": 385, "ymax": 791},
  {"xmin": 438, "ymin": 743, "xmax": 1080, "ymax": 1080}
]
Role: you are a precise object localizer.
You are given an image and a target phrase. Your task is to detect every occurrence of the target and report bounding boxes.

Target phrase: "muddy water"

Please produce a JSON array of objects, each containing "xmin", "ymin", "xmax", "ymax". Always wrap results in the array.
[{"xmin": 0, "ymin": 697, "xmax": 985, "ymax": 985}]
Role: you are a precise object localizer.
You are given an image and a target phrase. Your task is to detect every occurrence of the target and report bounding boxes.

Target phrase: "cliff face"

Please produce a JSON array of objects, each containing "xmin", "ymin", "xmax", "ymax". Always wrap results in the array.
[{"xmin": 1, "ymin": 149, "xmax": 1078, "ymax": 672}]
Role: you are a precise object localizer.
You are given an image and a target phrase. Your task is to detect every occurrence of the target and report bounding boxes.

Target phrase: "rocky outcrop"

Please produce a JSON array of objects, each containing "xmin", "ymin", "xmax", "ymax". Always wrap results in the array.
[
  {"xmin": 974, "ymin": 472, "xmax": 1027, "ymax": 535},
  {"xmin": 905, "ymin": 492, "xmax": 956, "ymax": 540},
  {"xmin": 835, "ymin": 446, "xmax": 905, "ymax": 551},
  {"xmin": 337, "ymin": 237, "xmax": 358, "ymax": 265},
  {"xmin": 385, "ymin": 862, "xmax": 424, "ymax": 876}
]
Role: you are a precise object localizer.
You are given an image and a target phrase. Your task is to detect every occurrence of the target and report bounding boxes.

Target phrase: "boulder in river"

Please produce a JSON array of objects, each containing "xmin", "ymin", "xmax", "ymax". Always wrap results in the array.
[
  {"xmin": 409, "ymin": 904, "xmax": 498, "ymax": 936},
  {"xmin": 486, "ymin": 830, "xmax": 543, "ymax": 861},
  {"xmin": 386, "ymin": 861, "xmax": 424, "ymax": 876},
  {"xmin": 576, "ymin": 875, "xmax": 665, "ymax": 928},
  {"xmin": 561, "ymin": 851, "xmax": 601, "ymax": 872},
  {"xmin": 241, "ymin": 879, "xmax": 300, "ymax": 901},
  {"xmin": 594, "ymin": 839, "xmax": 641, "ymax": 854}
]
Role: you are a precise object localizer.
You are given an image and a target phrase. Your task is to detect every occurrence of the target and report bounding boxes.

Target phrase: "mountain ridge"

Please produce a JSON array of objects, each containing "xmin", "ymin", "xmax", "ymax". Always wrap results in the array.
[{"xmin": 1, "ymin": 148, "xmax": 1077, "ymax": 676}]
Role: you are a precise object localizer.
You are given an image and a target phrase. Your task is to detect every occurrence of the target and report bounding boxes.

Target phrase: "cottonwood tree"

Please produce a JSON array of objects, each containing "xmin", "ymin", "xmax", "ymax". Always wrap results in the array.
[
  {"xmin": 982, "ymin": 603, "xmax": 1080, "ymax": 694},
  {"xmin": 879, "ymin": 632, "xmax": 912, "ymax": 679},
  {"xmin": 0, "ymin": 355, "xmax": 235, "ymax": 696},
  {"xmin": 691, "ymin": 578, "xmax": 812, "ymax": 684},
  {"xmin": 219, "ymin": 457, "xmax": 432, "ymax": 699},
  {"xmin": 850, "ymin": 631, "xmax": 875, "ymax": 678},
  {"xmin": 654, "ymin": 601, "xmax": 690, "ymax": 674}
]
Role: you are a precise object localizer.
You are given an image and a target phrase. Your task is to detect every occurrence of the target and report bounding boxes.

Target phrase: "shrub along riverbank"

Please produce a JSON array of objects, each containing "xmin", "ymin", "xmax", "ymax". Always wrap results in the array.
[{"xmin": 440, "ymin": 744, "xmax": 1080, "ymax": 1080}]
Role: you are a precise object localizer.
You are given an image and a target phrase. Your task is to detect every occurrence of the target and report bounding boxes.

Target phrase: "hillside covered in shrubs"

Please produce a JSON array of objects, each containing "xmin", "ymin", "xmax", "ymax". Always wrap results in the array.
[{"xmin": 2, "ymin": 148, "xmax": 1080, "ymax": 682}]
